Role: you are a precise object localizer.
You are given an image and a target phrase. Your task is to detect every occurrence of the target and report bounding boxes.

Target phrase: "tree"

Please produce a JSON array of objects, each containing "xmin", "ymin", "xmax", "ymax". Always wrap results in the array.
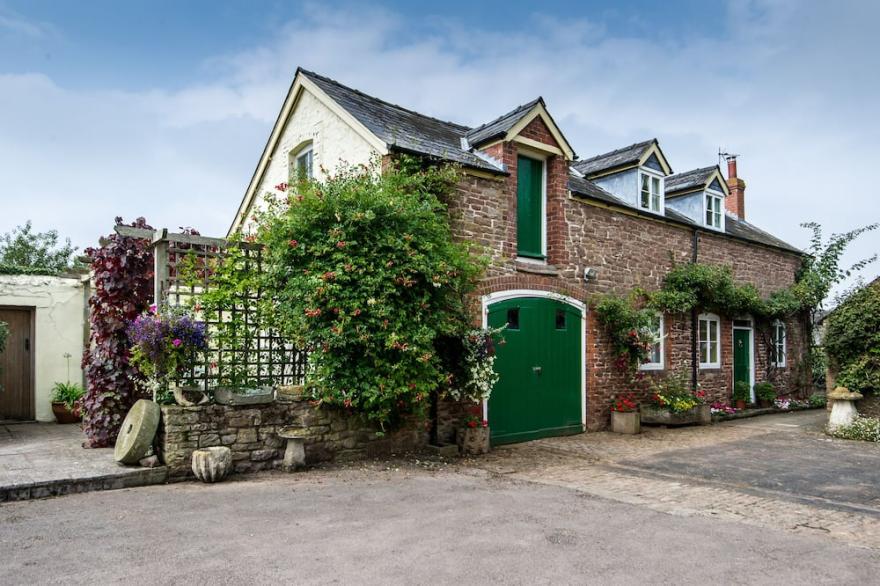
[{"xmin": 0, "ymin": 221, "xmax": 79, "ymax": 272}]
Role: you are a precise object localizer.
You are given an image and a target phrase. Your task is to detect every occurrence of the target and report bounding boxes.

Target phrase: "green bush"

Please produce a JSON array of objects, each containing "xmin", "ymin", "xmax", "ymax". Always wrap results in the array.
[
  {"xmin": 254, "ymin": 158, "xmax": 484, "ymax": 428},
  {"xmin": 824, "ymin": 282, "xmax": 880, "ymax": 394},
  {"xmin": 51, "ymin": 382, "xmax": 84, "ymax": 409},
  {"xmin": 808, "ymin": 393, "xmax": 827, "ymax": 408},
  {"xmin": 828, "ymin": 417, "xmax": 880, "ymax": 442},
  {"xmin": 733, "ymin": 380, "xmax": 751, "ymax": 402},
  {"xmin": 754, "ymin": 382, "xmax": 776, "ymax": 402}
]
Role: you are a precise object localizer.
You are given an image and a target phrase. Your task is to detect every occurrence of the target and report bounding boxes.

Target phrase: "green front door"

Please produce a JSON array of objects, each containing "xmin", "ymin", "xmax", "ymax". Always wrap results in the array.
[
  {"xmin": 487, "ymin": 297, "xmax": 582, "ymax": 445},
  {"xmin": 733, "ymin": 328, "xmax": 751, "ymax": 396}
]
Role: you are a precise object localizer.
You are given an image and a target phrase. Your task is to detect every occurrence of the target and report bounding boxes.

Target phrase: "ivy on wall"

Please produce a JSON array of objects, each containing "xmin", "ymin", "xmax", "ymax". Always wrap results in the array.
[{"xmin": 81, "ymin": 217, "xmax": 154, "ymax": 448}]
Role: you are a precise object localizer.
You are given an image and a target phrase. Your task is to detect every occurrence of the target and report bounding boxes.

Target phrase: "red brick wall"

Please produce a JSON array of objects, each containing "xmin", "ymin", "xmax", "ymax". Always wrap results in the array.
[{"xmin": 443, "ymin": 130, "xmax": 807, "ymax": 431}]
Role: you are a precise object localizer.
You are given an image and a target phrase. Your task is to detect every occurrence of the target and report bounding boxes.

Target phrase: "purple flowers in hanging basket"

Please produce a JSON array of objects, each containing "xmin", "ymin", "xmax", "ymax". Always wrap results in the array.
[{"xmin": 127, "ymin": 306, "xmax": 208, "ymax": 380}]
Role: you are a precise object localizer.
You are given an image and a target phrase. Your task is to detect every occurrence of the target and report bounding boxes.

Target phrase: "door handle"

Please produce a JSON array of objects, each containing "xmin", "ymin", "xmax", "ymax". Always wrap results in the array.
[{"xmin": 532, "ymin": 366, "xmax": 542, "ymax": 375}]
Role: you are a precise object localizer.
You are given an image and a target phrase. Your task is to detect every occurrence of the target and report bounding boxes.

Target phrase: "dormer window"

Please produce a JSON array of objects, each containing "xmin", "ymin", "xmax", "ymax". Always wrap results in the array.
[
  {"xmin": 705, "ymin": 191, "xmax": 723, "ymax": 230},
  {"xmin": 639, "ymin": 170, "xmax": 664, "ymax": 214}
]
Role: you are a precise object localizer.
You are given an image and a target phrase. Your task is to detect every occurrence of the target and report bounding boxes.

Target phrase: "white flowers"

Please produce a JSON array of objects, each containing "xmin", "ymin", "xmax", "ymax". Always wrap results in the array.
[{"xmin": 447, "ymin": 326, "xmax": 504, "ymax": 403}]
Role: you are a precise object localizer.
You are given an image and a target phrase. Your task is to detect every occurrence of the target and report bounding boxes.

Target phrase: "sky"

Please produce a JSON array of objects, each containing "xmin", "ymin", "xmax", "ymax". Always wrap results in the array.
[{"xmin": 1, "ymin": 0, "xmax": 878, "ymax": 291}]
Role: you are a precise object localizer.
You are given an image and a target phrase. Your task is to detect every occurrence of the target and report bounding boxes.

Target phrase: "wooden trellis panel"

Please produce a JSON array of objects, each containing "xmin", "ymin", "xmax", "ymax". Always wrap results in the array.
[{"xmin": 114, "ymin": 225, "xmax": 307, "ymax": 389}]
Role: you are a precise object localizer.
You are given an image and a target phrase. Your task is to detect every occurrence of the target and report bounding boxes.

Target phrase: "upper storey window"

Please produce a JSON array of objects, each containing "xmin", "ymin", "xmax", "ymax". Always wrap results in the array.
[
  {"xmin": 705, "ymin": 190, "xmax": 724, "ymax": 230},
  {"xmin": 289, "ymin": 142, "xmax": 314, "ymax": 181},
  {"xmin": 516, "ymin": 155, "xmax": 546, "ymax": 259},
  {"xmin": 639, "ymin": 169, "xmax": 664, "ymax": 214}
]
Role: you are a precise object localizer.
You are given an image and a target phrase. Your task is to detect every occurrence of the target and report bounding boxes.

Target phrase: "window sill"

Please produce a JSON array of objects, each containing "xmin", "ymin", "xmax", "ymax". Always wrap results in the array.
[
  {"xmin": 699, "ymin": 364, "xmax": 721, "ymax": 370},
  {"xmin": 515, "ymin": 259, "xmax": 558, "ymax": 276},
  {"xmin": 639, "ymin": 364, "xmax": 664, "ymax": 372}
]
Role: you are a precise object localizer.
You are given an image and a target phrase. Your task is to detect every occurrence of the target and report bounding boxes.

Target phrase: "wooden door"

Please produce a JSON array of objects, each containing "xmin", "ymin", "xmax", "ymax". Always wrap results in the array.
[
  {"xmin": 0, "ymin": 308, "xmax": 34, "ymax": 420},
  {"xmin": 487, "ymin": 297, "xmax": 582, "ymax": 445}
]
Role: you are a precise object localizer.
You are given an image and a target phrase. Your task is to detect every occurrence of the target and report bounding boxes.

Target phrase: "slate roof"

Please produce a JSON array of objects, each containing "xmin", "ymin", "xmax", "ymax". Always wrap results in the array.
[
  {"xmin": 301, "ymin": 69, "xmax": 504, "ymax": 173},
  {"xmin": 465, "ymin": 98, "xmax": 544, "ymax": 146},
  {"xmin": 572, "ymin": 139, "xmax": 656, "ymax": 177},
  {"xmin": 568, "ymin": 171, "xmax": 801, "ymax": 253},
  {"xmin": 299, "ymin": 69, "xmax": 800, "ymax": 255},
  {"xmin": 665, "ymin": 166, "xmax": 717, "ymax": 195}
]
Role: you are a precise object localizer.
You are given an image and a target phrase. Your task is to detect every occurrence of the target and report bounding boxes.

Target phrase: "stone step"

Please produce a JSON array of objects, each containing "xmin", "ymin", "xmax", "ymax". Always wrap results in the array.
[{"xmin": 0, "ymin": 466, "xmax": 167, "ymax": 502}]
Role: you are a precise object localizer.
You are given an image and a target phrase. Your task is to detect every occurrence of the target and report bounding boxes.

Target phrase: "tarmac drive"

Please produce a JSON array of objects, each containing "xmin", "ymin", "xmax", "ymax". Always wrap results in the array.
[{"xmin": 1, "ymin": 463, "xmax": 877, "ymax": 585}]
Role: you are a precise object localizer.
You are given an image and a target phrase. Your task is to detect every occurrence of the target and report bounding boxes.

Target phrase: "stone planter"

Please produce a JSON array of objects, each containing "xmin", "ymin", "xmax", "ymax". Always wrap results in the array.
[
  {"xmin": 611, "ymin": 411, "xmax": 640, "ymax": 434},
  {"xmin": 172, "ymin": 385, "xmax": 210, "ymax": 407},
  {"xmin": 457, "ymin": 426, "xmax": 490, "ymax": 456},
  {"xmin": 640, "ymin": 404, "xmax": 709, "ymax": 426},
  {"xmin": 214, "ymin": 386, "xmax": 275, "ymax": 406},
  {"xmin": 191, "ymin": 446, "xmax": 232, "ymax": 483}
]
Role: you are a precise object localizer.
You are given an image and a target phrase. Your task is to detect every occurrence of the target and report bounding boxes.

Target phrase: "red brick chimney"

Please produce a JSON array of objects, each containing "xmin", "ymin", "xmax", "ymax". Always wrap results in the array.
[{"xmin": 725, "ymin": 156, "xmax": 746, "ymax": 219}]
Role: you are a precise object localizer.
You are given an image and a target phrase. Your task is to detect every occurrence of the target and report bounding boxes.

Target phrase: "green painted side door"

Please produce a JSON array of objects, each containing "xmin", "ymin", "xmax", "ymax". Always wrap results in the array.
[
  {"xmin": 733, "ymin": 329, "xmax": 751, "ymax": 389},
  {"xmin": 516, "ymin": 156, "xmax": 543, "ymax": 259},
  {"xmin": 487, "ymin": 297, "xmax": 582, "ymax": 445}
]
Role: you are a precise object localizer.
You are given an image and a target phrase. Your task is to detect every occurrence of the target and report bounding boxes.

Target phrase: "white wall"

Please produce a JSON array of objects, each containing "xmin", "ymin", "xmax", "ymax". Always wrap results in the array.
[
  {"xmin": 243, "ymin": 88, "xmax": 380, "ymax": 232},
  {"xmin": 0, "ymin": 274, "xmax": 86, "ymax": 422}
]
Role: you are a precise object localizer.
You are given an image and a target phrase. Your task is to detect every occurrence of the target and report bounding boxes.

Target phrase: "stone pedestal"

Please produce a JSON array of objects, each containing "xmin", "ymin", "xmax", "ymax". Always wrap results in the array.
[
  {"xmin": 279, "ymin": 426, "xmax": 308, "ymax": 471},
  {"xmin": 828, "ymin": 386, "xmax": 863, "ymax": 431}
]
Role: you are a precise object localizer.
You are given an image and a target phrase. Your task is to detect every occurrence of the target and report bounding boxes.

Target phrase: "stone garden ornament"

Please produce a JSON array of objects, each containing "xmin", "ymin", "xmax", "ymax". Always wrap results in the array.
[{"xmin": 827, "ymin": 386, "xmax": 863, "ymax": 432}]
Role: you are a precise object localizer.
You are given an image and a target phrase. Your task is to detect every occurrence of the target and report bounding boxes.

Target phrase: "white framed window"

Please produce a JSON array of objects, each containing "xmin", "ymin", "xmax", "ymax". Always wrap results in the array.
[
  {"xmin": 772, "ymin": 320, "xmax": 787, "ymax": 367},
  {"xmin": 639, "ymin": 169, "xmax": 664, "ymax": 214},
  {"xmin": 705, "ymin": 191, "xmax": 724, "ymax": 230},
  {"xmin": 698, "ymin": 313, "xmax": 721, "ymax": 368},
  {"xmin": 640, "ymin": 314, "xmax": 665, "ymax": 371},
  {"xmin": 290, "ymin": 143, "xmax": 314, "ymax": 181}
]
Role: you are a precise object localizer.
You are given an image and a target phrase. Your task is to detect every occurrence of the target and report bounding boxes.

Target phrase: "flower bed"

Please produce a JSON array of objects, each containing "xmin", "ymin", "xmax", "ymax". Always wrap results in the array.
[{"xmin": 640, "ymin": 404, "xmax": 711, "ymax": 426}]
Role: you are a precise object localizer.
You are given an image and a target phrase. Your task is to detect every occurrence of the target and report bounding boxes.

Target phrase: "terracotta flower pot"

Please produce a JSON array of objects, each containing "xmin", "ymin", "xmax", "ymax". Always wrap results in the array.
[
  {"xmin": 735, "ymin": 399, "xmax": 746, "ymax": 410},
  {"xmin": 611, "ymin": 411, "xmax": 640, "ymax": 434},
  {"xmin": 457, "ymin": 426, "xmax": 490, "ymax": 456},
  {"xmin": 52, "ymin": 402, "xmax": 81, "ymax": 424}
]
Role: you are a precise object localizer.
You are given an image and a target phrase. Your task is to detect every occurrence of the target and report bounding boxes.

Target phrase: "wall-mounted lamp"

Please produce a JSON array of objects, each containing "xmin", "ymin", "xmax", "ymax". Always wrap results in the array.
[{"xmin": 583, "ymin": 267, "xmax": 597, "ymax": 282}]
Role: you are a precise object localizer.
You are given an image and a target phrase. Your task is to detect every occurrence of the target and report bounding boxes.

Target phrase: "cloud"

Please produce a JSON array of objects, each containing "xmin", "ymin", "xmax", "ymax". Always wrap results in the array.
[
  {"xmin": 1, "ymin": 0, "xmax": 877, "ymax": 292},
  {"xmin": 0, "ymin": 8, "xmax": 54, "ymax": 37}
]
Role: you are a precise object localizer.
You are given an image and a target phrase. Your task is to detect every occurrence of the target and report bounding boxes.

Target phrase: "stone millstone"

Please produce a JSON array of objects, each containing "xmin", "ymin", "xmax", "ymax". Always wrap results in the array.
[{"xmin": 114, "ymin": 399, "xmax": 161, "ymax": 465}]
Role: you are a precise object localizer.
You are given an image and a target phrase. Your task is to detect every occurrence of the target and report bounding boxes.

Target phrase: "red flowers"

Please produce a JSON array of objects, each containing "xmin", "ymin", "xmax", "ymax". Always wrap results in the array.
[
  {"xmin": 336, "ymin": 241, "xmax": 346, "ymax": 249},
  {"xmin": 288, "ymin": 239, "xmax": 298, "ymax": 248},
  {"xmin": 275, "ymin": 182, "xmax": 289, "ymax": 192},
  {"xmin": 304, "ymin": 308, "xmax": 322, "ymax": 318},
  {"xmin": 320, "ymin": 271, "xmax": 336, "ymax": 281},
  {"xmin": 610, "ymin": 394, "xmax": 638, "ymax": 412}
]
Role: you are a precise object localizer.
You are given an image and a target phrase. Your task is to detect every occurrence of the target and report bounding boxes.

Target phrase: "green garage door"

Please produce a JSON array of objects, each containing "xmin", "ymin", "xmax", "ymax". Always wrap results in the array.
[{"xmin": 487, "ymin": 297, "xmax": 583, "ymax": 445}]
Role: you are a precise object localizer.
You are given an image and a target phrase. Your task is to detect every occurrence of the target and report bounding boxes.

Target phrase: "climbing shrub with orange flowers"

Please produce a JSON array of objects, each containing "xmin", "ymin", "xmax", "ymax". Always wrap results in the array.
[{"xmin": 253, "ymin": 158, "xmax": 485, "ymax": 429}]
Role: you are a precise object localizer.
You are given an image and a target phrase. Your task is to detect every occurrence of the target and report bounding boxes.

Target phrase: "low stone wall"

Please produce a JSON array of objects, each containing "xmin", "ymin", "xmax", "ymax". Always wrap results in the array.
[{"xmin": 157, "ymin": 398, "xmax": 427, "ymax": 479}]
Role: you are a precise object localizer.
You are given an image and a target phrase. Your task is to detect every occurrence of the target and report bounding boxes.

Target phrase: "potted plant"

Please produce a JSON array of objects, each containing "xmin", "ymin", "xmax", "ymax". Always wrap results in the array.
[
  {"xmin": 610, "ymin": 394, "xmax": 640, "ymax": 434},
  {"xmin": 447, "ymin": 327, "xmax": 503, "ymax": 456},
  {"xmin": 128, "ymin": 304, "xmax": 209, "ymax": 404},
  {"xmin": 51, "ymin": 381, "xmax": 84, "ymax": 423},
  {"xmin": 457, "ymin": 404, "xmax": 490, "ymax": 455},
  {"xmin": 733, "ymin": 380, "xmax": 751, "ymax": 410},
  {"xmin": 754, "ymin": 382, "xmax": 776, "ymax": 408},
  {"xmin": 640, "ymin": 370, "xmax": 709, "ymax": 425}
]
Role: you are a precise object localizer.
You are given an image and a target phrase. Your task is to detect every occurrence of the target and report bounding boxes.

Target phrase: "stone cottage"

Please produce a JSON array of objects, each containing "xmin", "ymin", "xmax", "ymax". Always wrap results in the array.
[{"xmin": 230, "ymin": 68, "xmax": 807, "ymax": 442}]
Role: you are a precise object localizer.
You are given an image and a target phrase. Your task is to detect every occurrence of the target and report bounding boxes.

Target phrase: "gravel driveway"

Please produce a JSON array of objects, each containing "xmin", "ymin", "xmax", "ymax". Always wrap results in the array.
[{"xmin": 1, "ymin": 461, "xmax": 878, "ymax": 585}]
